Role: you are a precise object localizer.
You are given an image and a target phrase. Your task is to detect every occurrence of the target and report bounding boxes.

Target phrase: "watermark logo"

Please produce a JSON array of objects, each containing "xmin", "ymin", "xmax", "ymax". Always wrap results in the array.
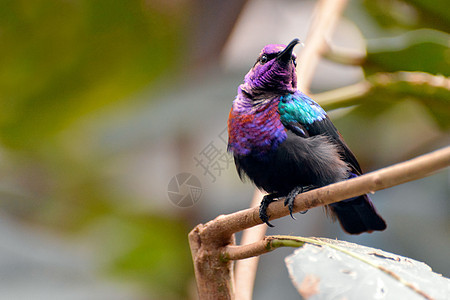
[
  {"xmin": 168, "ymin": 127, "xmax": 233, "ymax": 207},
  {"xmin": 167, "ymin": 173, "xmax": 202, "ymax": 207},
  {"xmin": 193, "ymin": 127, "xmax": 233, "ymax": 182}
]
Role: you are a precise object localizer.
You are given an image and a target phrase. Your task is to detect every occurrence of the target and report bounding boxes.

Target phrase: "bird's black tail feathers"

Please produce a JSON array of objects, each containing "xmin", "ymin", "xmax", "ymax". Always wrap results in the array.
[{"xmin": 330, "ymin": 194, "xmax": 386, "ymax": 234}]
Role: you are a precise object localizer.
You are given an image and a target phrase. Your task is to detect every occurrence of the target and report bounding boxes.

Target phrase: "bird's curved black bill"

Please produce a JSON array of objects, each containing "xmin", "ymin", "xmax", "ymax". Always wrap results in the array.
[{"xmin": 277, "ymin": 38, "xmax": 300, "ymax": 64}]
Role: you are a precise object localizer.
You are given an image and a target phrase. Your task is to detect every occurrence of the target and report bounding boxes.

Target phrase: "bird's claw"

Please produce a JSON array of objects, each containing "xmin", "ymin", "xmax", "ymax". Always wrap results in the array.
[
  {"xmin": 284, "ymin": 186, "xmax": 303, "ymax": 220},
  {"xmin": 260, "ymin": 186, "xmax": 314, "ymax": 226},
  {"xmin": 259, "ymin": 194, "xmax": 277, "ymax": 227},
  {"xmin": 284, "ymin": 185, "xmax": 316, "ymax": 218}
]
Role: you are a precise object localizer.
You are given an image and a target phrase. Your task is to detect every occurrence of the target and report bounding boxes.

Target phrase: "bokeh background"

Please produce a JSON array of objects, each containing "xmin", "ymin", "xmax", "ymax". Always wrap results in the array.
[{"xmin": 0, "ymin": 0, "xmax": 449, "ymax": 299}]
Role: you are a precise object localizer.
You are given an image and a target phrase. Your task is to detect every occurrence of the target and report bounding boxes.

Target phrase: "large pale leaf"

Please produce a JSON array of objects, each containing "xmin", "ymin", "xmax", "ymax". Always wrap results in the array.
[{"xmin": 286, "ymin": 238, "xmax": 450, "ymax": 299}]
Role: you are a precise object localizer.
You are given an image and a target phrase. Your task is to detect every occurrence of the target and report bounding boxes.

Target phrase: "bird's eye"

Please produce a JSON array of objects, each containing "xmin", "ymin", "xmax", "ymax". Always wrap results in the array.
[
  {"xmin": 260, "ymin": 54, "xmax": 268, "ymax": 64},
  {"xmin": 293, "ymin": 57, "xmax": 297, "ymax": 67}
]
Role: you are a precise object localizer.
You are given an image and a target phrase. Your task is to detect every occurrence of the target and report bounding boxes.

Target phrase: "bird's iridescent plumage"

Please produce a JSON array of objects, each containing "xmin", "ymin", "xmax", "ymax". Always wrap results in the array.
[
  {"xmin": 228, "ymin": 93, "xmax": 286, "ymax": 158},
  {"xmin": 227, "ymin": 39, "xmax": 386, "ymax": 234}
]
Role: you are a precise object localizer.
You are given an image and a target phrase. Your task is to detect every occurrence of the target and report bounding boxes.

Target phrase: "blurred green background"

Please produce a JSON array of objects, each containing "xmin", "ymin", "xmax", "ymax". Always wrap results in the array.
[{"xmin": 0, "ymin": 0, "xmax": 448, "ymax": 299}]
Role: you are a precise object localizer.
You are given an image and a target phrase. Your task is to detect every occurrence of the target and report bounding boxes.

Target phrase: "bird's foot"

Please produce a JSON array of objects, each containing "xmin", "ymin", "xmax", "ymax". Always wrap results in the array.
[
  {"xmin": 284, "ymin": 185, "xmax": 316, "ymax": 219},
  {"xmin": 259, "ymin": 193, "xmax": 280, "ymax": 227},
  {"xmin": 284, "ymin": 186, "xmax": 303, "ymax": 219}
]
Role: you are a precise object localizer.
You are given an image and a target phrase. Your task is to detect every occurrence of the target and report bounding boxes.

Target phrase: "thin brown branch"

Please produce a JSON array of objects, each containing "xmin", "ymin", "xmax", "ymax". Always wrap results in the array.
[
  {"xmin": 203, "ymin": 146, "xmax": 450, "ymax": 239},
  {"xmin": 322, "ymin": 42, "xmax": 366, "ymax": 66},
  {"xmin": 225, "ymin": 236, "xmax": 305, "ymax": 261},
  {"xmin": 227, "ymin": 237, "xmax": 276, "ymax": 261},
  {"xmin": 312, "ymin": 80, "xmax": 372, "ymax": 108},
  {"xmin": 234, "ymin": 190, "xmax": 267, "ymax": 300},
  {"xmin": 297, "ymin": 0, "xmax": 349, "ymax": 93},
  {"xmin": 313, "ymin": 71, "xmax": 450, "ymax": 111}
]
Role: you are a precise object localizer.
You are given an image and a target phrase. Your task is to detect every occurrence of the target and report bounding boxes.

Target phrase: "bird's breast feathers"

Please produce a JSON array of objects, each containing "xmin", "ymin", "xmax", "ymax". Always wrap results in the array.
[{"xmin": 228, "ymin": 98, "xmax": 287, "ymax": 157}]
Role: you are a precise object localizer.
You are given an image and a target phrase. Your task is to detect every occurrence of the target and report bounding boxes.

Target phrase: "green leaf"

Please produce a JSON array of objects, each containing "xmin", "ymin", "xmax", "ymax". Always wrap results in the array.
[
  {"xmin": 362, "ymin": 0, "xmax": 450, "ymax": 31},
  {"xmin": 404, "ymin": 0, "xmax": 450, "ymax": 31},
  {"xmin": 364, "ymin": 29, "xmax": 450, "ymax": 75}
]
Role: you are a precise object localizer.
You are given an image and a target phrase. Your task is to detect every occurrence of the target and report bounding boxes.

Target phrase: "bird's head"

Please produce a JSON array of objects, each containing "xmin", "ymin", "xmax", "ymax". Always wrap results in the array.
[{"xmin": 243, "ymin": 39, "xmax": 300, "ymax": 95}]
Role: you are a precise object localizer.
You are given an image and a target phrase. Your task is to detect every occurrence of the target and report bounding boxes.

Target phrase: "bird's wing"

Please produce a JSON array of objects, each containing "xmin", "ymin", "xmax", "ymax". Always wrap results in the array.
[{"xmin": 279, "ymin": 92, "xmax": 362, "ymax": 174}]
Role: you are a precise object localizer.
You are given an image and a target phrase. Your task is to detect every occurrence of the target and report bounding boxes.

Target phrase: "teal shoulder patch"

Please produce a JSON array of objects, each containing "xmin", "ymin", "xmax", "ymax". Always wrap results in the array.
[{"xmin": 279, "ymin": 92, "xmax": 326, "ymax": 125}]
